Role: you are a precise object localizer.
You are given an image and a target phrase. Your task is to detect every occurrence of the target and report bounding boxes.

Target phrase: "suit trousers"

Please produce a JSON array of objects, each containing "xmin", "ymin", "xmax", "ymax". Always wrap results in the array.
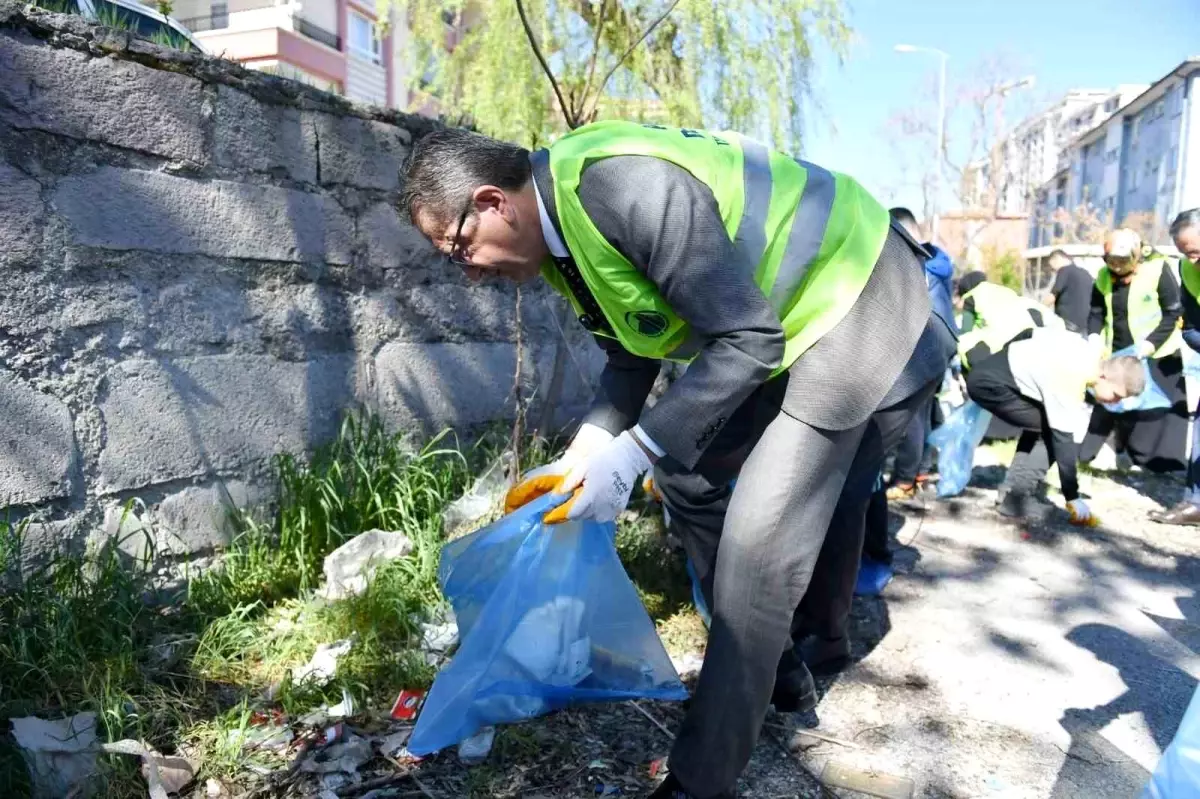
[{"xmin": 655, "ymin": 373, "xmax": 940, "ymax": 797}]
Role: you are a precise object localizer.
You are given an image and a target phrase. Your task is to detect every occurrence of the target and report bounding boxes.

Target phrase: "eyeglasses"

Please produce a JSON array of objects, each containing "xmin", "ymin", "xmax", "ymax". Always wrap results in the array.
[{"xmin": 447, "ymin": 198, "xmax": 474, "ymax": 268}]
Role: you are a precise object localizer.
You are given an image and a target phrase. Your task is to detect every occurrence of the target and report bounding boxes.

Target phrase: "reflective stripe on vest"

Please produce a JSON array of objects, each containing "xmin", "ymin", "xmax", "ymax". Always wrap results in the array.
[
  {"xmin": 543, "ymin": 120, "xmax": 889, "ymax": 373},
  {"xmin": 768, "ymin": 161, "xmax": 837, "ymax": 311},
  {"xmin": 1096, "ymin": 259, "xmax": 1182, "ymax": 358}
]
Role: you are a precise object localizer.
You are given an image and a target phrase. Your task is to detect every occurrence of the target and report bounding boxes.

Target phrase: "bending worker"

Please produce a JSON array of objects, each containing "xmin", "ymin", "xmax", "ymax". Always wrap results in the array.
[
  {"xmin": 1150, "ymin": 209, "xmax": 1200, "ymax": 526},
  {"xmin": 401, "ymin": 120, "xmax": 956, "ymax": 799},
  {"xmin": 1080, "ymin": 228, "xmax": 1187, "ymax": 472},
  {"xmin": 956, "ymin": 270, "xmax": 1060, "ymax": 373},
  {"xmin": 966, "ymin": 327, "xmax": 1145, "ymax": 523}
]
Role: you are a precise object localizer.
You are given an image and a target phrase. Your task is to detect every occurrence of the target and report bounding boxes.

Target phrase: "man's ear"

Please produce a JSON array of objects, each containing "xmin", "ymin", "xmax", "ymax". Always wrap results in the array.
[{"xmin": 472, "ymin": 185, "xmax": 509, "ymax": 218}]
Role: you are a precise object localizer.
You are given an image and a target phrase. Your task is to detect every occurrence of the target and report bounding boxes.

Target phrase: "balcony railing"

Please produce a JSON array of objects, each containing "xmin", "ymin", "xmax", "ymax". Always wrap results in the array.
[
  {"xmin": 178, "ymin": 8, "xmax": 340, "ymax": 51},
  {"xmin": 294, "ymin": 15, "xmax": 339, "ymax": 50}
]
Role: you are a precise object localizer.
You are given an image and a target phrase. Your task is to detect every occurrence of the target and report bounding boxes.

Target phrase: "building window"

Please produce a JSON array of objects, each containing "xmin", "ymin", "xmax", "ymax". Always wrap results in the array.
[
  {"xmin": 348, "ymin": 11, "xmax": 380, "ymax": 62},
  {"xmin": 1104, "ymin": 97, "xmax": 1118, "ymax": 112}
]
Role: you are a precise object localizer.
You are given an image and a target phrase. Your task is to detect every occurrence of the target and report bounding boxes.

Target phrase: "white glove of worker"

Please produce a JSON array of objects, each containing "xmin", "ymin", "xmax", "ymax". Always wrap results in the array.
[
  {"xmin": 505, "ymin": 423, "xmax": 614, "ymax": 514},
  {"xmin": 549, "ymin": 431, "xmax": 653, "ymax": 524},
  {"xmin": 1066, "ymin": 499, "xmax": 1098, "ymax": 527},
  {"xmin": 527, "ymin": 423, "xmax": 615, "ymax": 481},
  {"xmin": 1136, "ymin": 340, "xmax": 1156, "ymax": 358}
]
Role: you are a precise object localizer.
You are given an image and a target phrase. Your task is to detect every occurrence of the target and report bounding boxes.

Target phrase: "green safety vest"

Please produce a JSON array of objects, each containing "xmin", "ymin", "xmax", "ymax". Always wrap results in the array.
[
  {"xmin": 541, "ymin": 120, "xmax": 890, "ymax": 373},
  {"xmin": 1096, "ymin": 258, "xmax": 1182, "ymax": 358},
  {"xmin": 956, "ymin": 282, "xmax": 1057, "ymax": 368},
  {"xmin": 1180, "ymin": 258, "xmax": 1200, "ymax": 300}
]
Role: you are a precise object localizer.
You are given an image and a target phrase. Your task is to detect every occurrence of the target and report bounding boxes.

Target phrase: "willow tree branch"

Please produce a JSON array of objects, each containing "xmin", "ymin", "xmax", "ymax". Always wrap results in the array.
[
  {"xmin": 578, "ymin": 0, "xmax": 610, "ymax": 119},
  {"xmin": 515, "ymin": 0, "xmax": 576, "ymax": 129},
  {"xmin": 586, "ymin": 0, "xmax": 685, "ymax": 121}
]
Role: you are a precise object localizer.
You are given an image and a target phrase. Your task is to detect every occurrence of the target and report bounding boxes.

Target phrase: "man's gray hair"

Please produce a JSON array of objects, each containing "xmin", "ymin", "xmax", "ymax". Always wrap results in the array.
[
  {"xmin": 1171, "ymin": 208, "xmax": 1200, "ymax": 239},
  {"xmin": 1100, "ymin": 355, "xmax": 1147, "ymax": 397},
  {"xmin": 401, "ymin": 128, "xmax": 532, "ymax": 228}
]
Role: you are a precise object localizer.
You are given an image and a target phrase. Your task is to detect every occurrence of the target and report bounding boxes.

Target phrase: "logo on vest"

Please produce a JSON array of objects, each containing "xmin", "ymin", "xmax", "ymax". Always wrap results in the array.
[{"xmin": 625, "ymin": 310, "xmax": 669, "ymax": 337}]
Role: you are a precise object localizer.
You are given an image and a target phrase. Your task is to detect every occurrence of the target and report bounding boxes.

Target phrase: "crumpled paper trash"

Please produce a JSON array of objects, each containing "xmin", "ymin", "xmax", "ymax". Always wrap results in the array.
[
  {"xmin": 293, "ymin": 638, "xmax": 354, "ymax": 686},
  {"xmin": 442, "ymin": 452, "xmax": 514, "ymax": 532},
  {"xmin": 102, "ymin": 739, "xmax": 197, "ymax": 799},
  {"xmin": 11, "ymin": 713, "xmax": 99, "ymax": 799},
  {"xmin": 319, "ymin": 530, "xmax": 413, "ymax": 599}
]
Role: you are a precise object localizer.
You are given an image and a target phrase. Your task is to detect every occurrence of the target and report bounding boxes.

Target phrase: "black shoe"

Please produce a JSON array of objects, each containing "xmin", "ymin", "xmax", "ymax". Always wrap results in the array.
[
  {"xmin": 770, "ymin": 661, "xmax": 817, "ymax": 713},
  {"xmin": 648, "ymin": 772, "xmax": 734, "ymax": 799},
  {"xmin": 996, "ymin": 492, "xmax": 1053, "ymax": 521},
  {"xmin": 799, "ymin": 635, "xmax": 851, "ymax": 676}
]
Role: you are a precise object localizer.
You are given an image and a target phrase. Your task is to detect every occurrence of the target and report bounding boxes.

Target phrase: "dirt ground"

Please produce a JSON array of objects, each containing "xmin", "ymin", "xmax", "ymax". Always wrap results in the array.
[{"xmin": 260, "ymin": 460, "xmax": 1199, "ymax": 799}]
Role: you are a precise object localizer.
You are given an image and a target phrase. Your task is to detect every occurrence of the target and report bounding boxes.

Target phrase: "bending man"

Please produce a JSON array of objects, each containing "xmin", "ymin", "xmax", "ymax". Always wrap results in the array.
[{"xmin": 401, "ymin": 121, "xmax": 955, "ymax": 799}]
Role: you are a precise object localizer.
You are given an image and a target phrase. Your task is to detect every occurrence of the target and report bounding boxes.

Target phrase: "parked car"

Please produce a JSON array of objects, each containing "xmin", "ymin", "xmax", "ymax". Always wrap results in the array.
[{"xmin": 47, "ymin": 0, "xmax": 207, "ymax": 53}]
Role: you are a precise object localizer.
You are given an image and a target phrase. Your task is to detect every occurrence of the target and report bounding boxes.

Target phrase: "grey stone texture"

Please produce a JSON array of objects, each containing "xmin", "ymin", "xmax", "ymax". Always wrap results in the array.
[
  {"xmin": 53, "ymin": 168, "xmax": 354, "ymax": 264},
  {"xmin": 0, "ymin": 162, "xmax": 44, "ymax": 265},
  {"xmin": 213, "ymin": 85, "xmax": 317, "ymax": 184},
  {"xmin": 0, "ymin": 371, "xmax": 77, "ymax": 507},
  {"xmin": 0, "ymin": 3, "xmax": 602, "ymax": 564},
  {"xmin": 0, "ymin": 30, "xmax": 205, "ymax": 163},
  {"xmin": 98, "ymin": 354, "xmax": 358, "ymax": 492}
]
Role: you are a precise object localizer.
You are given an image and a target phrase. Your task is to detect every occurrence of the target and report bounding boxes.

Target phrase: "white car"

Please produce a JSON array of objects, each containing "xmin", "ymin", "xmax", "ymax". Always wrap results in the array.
[{"xmin": 58, "ymin": 0, "xmax": 207, "ymax": 53}]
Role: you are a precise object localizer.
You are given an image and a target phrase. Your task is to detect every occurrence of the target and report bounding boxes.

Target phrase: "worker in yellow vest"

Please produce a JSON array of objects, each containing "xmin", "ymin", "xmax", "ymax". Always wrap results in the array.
[
  {"xmin": 401, "ymin": 121, "xmax": 956, "ymax": 798},
  {"xmin": 1079, "ymin": 228, "xmax": 1188, "ymax": 472},
  {"xmin": 1150, "ymin": 209, "xmax": 1200, "ymax": 525},
  {"xmin": 955, "ymin": 271, "xmax": 1061, "ymax": 372}
]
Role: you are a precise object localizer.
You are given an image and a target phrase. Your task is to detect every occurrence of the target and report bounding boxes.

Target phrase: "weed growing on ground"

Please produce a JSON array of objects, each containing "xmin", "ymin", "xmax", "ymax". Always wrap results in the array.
[{"xmin": 0, "ymin": 413, "xmax": 701, "ymax": 795}]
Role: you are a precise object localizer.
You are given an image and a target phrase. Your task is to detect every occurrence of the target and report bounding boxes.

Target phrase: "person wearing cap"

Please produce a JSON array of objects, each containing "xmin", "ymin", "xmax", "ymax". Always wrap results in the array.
[
  {"xmin": 400, "ymin": 121, "xmax": 956, "ymax": 799},
  {"xmin": 1079, "ymin": 228, "xmax": 1187, "ymax": 472},
  {"xmin": 967, "ymin": 328, "xmax": 1146, "ymax": 522},
  {"xmin": 1150, "ymin": 209, "xmax": 1200, "ymax": 525}
]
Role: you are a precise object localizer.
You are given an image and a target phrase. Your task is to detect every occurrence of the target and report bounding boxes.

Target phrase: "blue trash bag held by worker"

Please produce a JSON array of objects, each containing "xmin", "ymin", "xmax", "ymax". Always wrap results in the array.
[
  {"xmin": 1143, "ymin": 684, "xmax": 1200, "ymax": 798},
  {"xmin": 1099, "ymin": 346, "xmax": 1171, "ymax": 413},
  {"xmin": 926, "ymin": 400, "xmax": 993, "ymax": 498},
  {"xmin": 407, "ymin": 492, "xmax": 688, "ymax": 756}
]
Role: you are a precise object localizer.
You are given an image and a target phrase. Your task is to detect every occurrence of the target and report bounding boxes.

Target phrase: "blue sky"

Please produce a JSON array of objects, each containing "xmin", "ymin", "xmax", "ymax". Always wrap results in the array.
[{"xmin": 802, "ymin": 0, "xmax": 1200, "ymax": 208}]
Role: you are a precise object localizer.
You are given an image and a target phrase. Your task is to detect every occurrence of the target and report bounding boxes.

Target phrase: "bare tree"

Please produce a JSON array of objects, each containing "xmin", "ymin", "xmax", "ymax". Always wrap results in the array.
[{"xmin": 882, "ymin": 53, "xmax": 1038, "ymax": 268}]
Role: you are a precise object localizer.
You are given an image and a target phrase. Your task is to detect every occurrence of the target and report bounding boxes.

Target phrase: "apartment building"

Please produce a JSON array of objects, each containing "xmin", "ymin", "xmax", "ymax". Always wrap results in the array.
[
  {"xmin": 1031, "ymin": 58, "xmax": 1200, "ymax": 247},
  {"xmin": 174, "ymin": 0, "xmax": 418, "ymax": 108},
  {"xmin": 963, "ymin": 86, "xmax": 1145, "ymax": 216}
]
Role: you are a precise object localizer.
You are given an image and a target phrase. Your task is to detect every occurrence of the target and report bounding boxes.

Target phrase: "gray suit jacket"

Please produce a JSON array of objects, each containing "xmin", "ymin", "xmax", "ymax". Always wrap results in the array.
[{"xmin": 531, "ymin": 150, "xmax": 948, "ymax": 471}]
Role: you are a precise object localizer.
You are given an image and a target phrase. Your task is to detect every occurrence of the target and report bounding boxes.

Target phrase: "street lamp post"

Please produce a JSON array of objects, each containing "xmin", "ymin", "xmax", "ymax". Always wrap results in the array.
[{"xmin": 895, "ymin": 44, "xmax": 949, "ymax": 243}]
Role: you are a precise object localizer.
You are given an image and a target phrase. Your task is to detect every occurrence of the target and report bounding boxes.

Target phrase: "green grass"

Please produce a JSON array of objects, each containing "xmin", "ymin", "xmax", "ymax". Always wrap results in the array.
[{"xmin": 0, "ymin": 413, "xmax": 698, "ymax": 795}]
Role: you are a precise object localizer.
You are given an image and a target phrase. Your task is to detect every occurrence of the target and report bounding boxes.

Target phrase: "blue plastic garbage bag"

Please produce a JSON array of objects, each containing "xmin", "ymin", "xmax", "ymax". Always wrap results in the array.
[
  {"xmin": 1144, "ymin": 684, "xmax": 1200, "ymax": 797},
  {"xmin": 407, "ymin": 493, "xmax": 688, "ymax": 756},
  {"xmin": 926, "ymin": 400, "xmax": 993, "ymax": 498},
  {"xmin": 1098, "ymin": 346, "xmax": 1171, "ymax": 413}
]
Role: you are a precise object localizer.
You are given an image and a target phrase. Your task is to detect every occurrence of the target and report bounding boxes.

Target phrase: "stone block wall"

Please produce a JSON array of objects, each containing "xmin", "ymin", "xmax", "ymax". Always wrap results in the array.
[{"xmin": 0, "ymin": 1, "xmax": 602, "ymax": 563}]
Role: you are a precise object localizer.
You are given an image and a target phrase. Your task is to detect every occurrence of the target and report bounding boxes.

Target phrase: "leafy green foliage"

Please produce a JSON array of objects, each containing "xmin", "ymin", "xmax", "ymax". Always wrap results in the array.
[
  {"xmin": 396, "ymin": 0, "xmax": 851, "ymax": 150},
  {"xmin": 148, "ymin": 27, "xmax": 189, "ymax": 50},
  {"xmin": 982, "ymin": 246, "xmax": 1024, "ymax": 293}
]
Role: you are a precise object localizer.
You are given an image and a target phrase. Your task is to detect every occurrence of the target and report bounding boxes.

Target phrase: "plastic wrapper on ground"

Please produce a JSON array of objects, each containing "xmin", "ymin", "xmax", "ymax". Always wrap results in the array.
[{"xmin": 407, "ymin": 493, "xmax": 688, "ymax": 755}]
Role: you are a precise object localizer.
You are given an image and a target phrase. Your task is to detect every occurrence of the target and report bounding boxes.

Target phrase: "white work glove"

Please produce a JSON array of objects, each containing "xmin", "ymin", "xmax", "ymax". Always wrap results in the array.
[
  {"xmin": 1136, "ymin": 340, "xmax": 1155, "ymax": 358},
  {"xmin": 545, "ymin": 431, "xmax": 653, "ymax": 524},
  {"xmin": 1066, "ymin": 499, "xmax": 1098, "ymax": 527},
  {"xmin": 504, "ymin": 423, "xmax": 614, "ymax": 514}
]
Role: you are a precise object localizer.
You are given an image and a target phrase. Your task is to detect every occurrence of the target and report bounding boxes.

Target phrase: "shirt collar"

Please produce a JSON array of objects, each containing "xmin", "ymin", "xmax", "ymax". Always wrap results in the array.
[{"xmin": 533, "ymin": 177, "xmax": 569, "ymax": 259}]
